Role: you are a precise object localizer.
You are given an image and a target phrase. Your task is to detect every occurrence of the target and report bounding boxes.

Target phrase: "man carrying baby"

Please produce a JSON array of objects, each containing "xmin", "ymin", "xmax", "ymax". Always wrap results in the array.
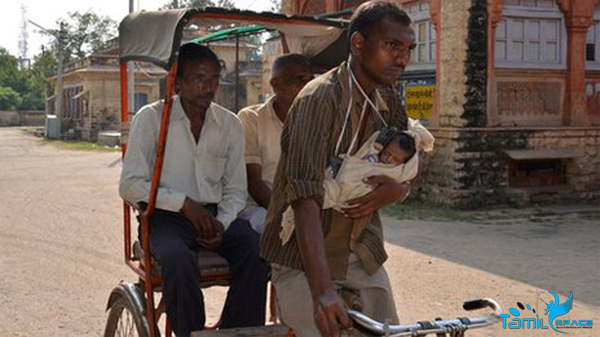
[{"xmin": 260, "ymin": 1, "xmax": 416, "ymax": 336}]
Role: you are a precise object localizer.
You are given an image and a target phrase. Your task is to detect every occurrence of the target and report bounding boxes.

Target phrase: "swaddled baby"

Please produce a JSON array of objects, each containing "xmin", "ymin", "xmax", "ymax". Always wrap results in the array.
[{"xmin": 279, "ymin": 119, "xmax": 434, "ymax": 244}]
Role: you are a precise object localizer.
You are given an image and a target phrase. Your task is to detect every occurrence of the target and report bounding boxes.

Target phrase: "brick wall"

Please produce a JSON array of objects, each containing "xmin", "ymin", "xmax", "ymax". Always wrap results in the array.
[{"xmin": 416, "ymin": 127, "xmax": 600, "ymax": 208}]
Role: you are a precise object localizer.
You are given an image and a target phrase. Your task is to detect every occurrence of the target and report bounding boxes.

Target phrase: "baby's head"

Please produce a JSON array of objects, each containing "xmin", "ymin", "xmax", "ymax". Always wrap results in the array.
[{"xmin": 378, "ymin": 132, "xmax": 416, "ymax": 165}]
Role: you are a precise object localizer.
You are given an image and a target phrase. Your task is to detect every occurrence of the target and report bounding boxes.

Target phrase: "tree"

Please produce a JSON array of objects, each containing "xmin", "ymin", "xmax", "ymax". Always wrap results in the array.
[
  {"xmin": 0, "ymin": 48, "xmax": 54, "ymax": 111},
  {"xmin": 0, "ymin": 87, "xmax": 21, "ymax": 110},
  {"xmin": 40, "ymin": 11, "xmax": 117, "ymax": 61}
]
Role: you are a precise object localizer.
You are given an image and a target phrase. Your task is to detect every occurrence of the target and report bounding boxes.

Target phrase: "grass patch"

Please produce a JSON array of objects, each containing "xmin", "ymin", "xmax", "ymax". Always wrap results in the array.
[
  {"xmin": 39, "ymin": 139, "xmax": 121, "ymax": 152},
  {"xmin": 381, "ymin": 199, "xmax": 481, "ymax": 223}
]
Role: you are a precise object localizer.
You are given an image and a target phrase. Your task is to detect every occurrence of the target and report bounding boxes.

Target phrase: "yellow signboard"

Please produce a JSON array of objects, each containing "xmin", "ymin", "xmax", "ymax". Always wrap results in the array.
[{"xmin": 406, "ymin": 85, "xmax": 435, "ymax": 120}]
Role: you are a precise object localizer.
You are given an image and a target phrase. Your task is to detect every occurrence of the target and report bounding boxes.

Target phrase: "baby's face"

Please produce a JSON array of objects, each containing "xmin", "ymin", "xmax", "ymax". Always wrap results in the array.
[{"xmin": 378, "ymin": 141, "xmax": 411, "ymax": 165}]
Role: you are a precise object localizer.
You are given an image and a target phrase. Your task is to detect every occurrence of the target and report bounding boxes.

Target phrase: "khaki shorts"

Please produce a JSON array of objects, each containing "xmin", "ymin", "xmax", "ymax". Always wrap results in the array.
[{"xmin": 271, "ymin": 254, "xmax": 398, "ymax": 337}]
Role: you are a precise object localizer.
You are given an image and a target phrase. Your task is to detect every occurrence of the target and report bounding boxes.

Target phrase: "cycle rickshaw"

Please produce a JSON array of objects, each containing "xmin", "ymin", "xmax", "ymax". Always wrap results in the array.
[{"xmin": 105, "ymin": 6, "xmax": 503, "ymax": 337}]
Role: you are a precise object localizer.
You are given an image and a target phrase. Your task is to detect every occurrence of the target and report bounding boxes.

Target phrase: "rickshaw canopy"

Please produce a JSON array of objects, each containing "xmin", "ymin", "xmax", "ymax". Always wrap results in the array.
[{"xmin": 119, "ymin": 7, "xmax": 349, "ymax": 70}]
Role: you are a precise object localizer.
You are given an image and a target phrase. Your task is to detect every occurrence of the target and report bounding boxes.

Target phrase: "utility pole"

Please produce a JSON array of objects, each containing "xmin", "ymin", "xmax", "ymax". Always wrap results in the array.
[
  {"xmin": 128, "ymin": 0, "xmax": 135, "ymax": 118},
  {"xmin": 29, "ymin": 19, "xmax": 65, "ymax": 117},
  {"xmin": 56, "ymin": 22, "xmax": 65, "ymax": 118}
]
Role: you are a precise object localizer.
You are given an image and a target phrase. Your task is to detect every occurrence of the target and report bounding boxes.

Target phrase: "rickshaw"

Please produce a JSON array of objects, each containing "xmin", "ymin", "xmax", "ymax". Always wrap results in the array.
[{"xmin": 105, "ymin": 6, "xmax": 503, "ymax": 337}]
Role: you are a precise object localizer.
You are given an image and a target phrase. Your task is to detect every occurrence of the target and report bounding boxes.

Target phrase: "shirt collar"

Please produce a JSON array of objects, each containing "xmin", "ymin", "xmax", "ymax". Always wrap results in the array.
[
  {"xmin": 171, "ymin": 95, "xmax": 223, "ymax": 126},
  {"xmin": 336, "ymin": 61, "xmax": 390, "ymax": 116},
  {"xmin": 265, "ymin": 95, "xmax": 284, "ymax": 126}
]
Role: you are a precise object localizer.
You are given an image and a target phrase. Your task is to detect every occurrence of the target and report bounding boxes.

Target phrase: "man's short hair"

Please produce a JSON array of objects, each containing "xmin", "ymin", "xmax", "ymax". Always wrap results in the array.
[
  {"xmin": 176, "ymin": 43, "xmax": 221, "ymax": 79},
  {"xmin": 349, "ymin": 0, "xmax": 412, "ymax": 39},
  {"xmin": 271, "ymin": 53, "xmax": 312, "ymax": 79}
]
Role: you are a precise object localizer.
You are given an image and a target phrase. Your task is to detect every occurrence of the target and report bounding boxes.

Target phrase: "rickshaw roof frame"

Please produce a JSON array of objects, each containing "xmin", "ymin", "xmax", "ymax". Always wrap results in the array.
[
  {"xmin": 192, "ymin": 25, "xmax": 269, "ymax": 44},
  {"xmin": 119, "ymin": 7, "xmax": 348, "ymax": 70}
]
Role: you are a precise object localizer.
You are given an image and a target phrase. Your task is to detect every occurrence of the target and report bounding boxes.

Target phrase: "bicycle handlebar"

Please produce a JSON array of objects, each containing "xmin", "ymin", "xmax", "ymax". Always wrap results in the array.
[{"xmin": 348, "ymin": 298, "xmax": 502, "ymax": 336}]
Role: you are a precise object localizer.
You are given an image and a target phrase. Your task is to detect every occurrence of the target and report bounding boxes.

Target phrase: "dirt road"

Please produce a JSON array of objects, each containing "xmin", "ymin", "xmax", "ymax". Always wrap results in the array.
[{"xmin": 0, "ymin": 128, "xmax": 598, "ymax": 337}]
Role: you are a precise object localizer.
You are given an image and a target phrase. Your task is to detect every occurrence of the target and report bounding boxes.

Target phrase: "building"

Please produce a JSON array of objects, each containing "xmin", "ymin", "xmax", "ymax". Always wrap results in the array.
[
  {"xmin": 286, "ymin": 0, "xmax": 600, "ymax": 207},
  {"xmin": 203, "ymin": 40, "xmax": 263, "ymax": 112},
  {"xmin": 47, "ymin": 45, "xmax": 165, "ymax": 141}
]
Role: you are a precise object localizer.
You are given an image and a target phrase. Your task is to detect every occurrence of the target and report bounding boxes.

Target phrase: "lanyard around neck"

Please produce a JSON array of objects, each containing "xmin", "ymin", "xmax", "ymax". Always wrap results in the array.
[{"xmin": 334, "ymin": 63, "xmax": 388, "ymax": 156}]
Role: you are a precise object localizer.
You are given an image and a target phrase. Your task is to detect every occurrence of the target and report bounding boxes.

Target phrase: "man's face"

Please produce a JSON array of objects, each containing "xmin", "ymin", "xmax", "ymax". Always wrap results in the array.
[
  {"xmin": 271, "ymin": 62, "xmax": 314, "ymax": 108},
  {"xmin": 356, "ymin": 18, "xmax": 415, "ymax": 85},
  {"xmin": 177, "ymin": 60, "xmax": 220, "ymax": 112}
]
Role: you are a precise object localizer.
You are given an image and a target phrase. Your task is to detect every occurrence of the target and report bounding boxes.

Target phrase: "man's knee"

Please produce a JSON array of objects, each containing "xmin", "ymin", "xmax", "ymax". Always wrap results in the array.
[
  {"xmin": 227, "ymin": 219, "xmax": 261, "ymax": 252},
  {"xmin": 156, "ymin": 239, "xmax": 197, "ymax": 273}
]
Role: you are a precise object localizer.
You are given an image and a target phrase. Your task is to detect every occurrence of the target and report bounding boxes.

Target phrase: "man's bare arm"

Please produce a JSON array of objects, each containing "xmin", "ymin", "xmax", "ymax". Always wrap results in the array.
[
  {"xmin": 293, "ymin": 198, "xmax": 351, "ymax": 337},
  {"xmin": 246, "ymin": 164, "xmax": 272, "ymax": 209}
]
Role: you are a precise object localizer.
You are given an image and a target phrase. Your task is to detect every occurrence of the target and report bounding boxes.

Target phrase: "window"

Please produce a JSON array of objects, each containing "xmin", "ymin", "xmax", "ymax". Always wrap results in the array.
[
  {"xmin": 504, "ymin": 0, "xmax": 555, "ymax": 7},
  {"xmin": 586, "ymin": 9, "xmax": 600, "ymax": 68},
  {"xmin": 62, "ymin": 86, "xmax": 83, "ymax": 120},
  {"xmin": 134, "ymin": 93, "xmax": 148, "ymax": 112},
  {"xmin": 405, "ymin": 1, "xmax": 435, "ymax": 66},
  {"xmin": 411, "ymin": 20, "xmax": 436, "ymax": 63},
  {"xmin": 497, "ymin": 1, "xmax": 565, "ymax": 68}
]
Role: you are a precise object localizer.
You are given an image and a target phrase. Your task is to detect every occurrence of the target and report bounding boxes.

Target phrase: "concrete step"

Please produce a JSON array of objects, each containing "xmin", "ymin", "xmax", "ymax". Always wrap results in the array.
[{"xmin": 97, "ymin": 130, "xmax": 121, "ymax": 147}]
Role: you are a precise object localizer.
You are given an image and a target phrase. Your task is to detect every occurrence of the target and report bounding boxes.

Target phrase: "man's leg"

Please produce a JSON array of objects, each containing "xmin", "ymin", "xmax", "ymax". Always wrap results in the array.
[
  {"xmin": 343, "ymin": 255, "xmax": 398, "ymax": 325},
  {"xmin": 270, "ymin": 264, "xmax": 322, "ymax": 337},
  {"xmin": 147, "ymin": 210, "xmax": 204, "ymax": 337},
  {"xmin": 217, "ymin": 219, "xmax": 269, "ymax": 328}
]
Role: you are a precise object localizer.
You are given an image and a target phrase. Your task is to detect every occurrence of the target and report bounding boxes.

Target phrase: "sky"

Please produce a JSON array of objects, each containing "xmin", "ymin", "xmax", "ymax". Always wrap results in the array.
[{"xmin": 0, "ymin": 0, "xmax": 273, "ymax": 59}]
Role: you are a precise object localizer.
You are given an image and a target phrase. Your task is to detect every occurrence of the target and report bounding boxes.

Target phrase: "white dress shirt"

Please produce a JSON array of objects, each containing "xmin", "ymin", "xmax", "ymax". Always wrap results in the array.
[
  {"xmin": 119, "ymin": 96, "xmax": 247, "ymax": 230},
  {"xmin": 237, "ymin": 95, "xmax": 283, "ymax": 208}
]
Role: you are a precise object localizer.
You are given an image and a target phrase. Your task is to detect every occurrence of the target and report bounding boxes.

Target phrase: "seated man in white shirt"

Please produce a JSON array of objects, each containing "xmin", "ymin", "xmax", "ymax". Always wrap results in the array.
[
  {"xmin": 119, "ymin": 43, "xmax": 269, "ymax": 337},
  {"xmin": 238, "ymin": 54, "xmax": 313, "ymax": 232}
]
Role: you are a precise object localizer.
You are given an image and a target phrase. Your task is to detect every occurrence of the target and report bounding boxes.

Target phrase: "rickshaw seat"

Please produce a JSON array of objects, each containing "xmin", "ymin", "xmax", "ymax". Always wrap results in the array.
[{"xmin": 132, "ymin": 240, "xmax": 230, "ymax": 287}]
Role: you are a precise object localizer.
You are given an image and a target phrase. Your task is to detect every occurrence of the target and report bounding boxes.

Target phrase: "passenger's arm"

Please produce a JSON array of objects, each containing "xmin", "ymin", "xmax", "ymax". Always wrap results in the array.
[
  {"xmin": 119, "ymin": 107, "xmax": 186, "ymax": 212},
  {"xmin": 216, "ymin": 119, "xmax": 247, "ymax": 230},
  {"xmin": 238, "ymin": 108, "xmax": 271, "ymax": 208},
  {"xmin": 246, "ymin": 163, "xmax": 272, "ymax": 209}
]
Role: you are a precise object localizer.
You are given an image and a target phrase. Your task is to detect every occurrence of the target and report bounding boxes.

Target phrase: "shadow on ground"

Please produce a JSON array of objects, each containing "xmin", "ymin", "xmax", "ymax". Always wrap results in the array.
[{"xmin": 382, "ymin": 208, "xmax": 600, "ymax": 307}]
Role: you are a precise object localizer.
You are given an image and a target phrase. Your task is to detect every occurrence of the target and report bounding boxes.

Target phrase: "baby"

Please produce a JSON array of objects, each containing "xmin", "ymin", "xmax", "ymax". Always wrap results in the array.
[
  {"xmin": 365, "ymin": 128, "xmax": 416, "ymax": 166},
  {"xmin": 279, "ymin": 119, "xmax": 434, "ymax": 244}
]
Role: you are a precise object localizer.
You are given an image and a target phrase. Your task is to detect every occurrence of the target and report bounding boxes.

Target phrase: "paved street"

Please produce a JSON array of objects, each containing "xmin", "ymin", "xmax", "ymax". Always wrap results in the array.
[{"xmin": 0, "ymin": 128, "xmax": 598, "ymax": 337}]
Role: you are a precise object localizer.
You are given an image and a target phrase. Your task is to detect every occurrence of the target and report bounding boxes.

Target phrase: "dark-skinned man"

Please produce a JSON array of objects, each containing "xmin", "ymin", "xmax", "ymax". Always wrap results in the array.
[
  {"xmin": 260, "ymin": 1, "xmax": 415, "ymax": 336},
  {"xmin": 238, "ymin": 54, "xmax": 313, "ymax": 234},
  {"xmin": 120, "ymin": 43, "xmax": 269, "ymax": 337}
]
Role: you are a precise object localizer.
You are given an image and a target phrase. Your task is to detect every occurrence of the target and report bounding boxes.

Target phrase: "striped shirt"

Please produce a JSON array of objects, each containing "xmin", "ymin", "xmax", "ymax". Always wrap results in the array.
[{"xmin": 260, "ymin": 62, "xmax": 408, "ymax": 279}]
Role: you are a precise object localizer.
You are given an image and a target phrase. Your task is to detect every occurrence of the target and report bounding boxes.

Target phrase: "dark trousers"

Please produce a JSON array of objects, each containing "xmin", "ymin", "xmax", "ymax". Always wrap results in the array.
[{"xmin": 143, "ymin": 208, "xmax": 269, "ymax": 337}]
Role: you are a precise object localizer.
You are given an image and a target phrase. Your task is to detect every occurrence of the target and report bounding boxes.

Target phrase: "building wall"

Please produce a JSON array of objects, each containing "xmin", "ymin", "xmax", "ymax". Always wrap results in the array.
[
  {"xmin": 50, "ymin": 68, "xmax": 161, "ymax": 141},
  {"xmin": 0, "ymin": 111, "xmax": 21, "ymax": 126},
  {"xmin": 288, "ymin": 0, "xmax": 600, "ymax": 207},
  {"xmin": 210, "ymin": 44, "xmax": 252, "ymax": 74},
  {"xmin": 245, "ymin": 74, "xmax": 263, "ymax": 106},
  {"xmin": 418, "ymin": 127, "xmax": 600, "ymax": 207}
]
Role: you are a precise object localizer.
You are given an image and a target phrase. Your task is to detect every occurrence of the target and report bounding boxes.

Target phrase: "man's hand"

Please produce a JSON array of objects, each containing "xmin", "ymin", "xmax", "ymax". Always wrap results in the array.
[
  {"xmin": 314, "ymin": 288, "xmax": 352, "ymax": 337},
  {"xmin": 197, "ymin": 234, "xmax": 223, "ymax": 250},
  {"xmin": 181, "ymin": 197, "xmax": 224, "ymax": 240},
  {"xmin": 341, "ymin": 175, "xmax": 410, "ymax": 219}
]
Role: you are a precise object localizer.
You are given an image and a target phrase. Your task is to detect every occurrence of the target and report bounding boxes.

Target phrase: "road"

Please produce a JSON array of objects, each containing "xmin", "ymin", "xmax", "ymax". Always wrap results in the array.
[{"xmin": 0, "ymin": 128, "xmax": 598, "ymax": 337}]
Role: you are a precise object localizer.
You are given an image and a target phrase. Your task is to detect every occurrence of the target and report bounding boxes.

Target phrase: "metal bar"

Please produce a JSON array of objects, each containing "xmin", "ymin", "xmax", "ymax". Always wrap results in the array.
[
  {"xmin": 280, "ymin": 33, "xmax": 290, "ymax": 53},
  {"xmin": 144, "ymin": 62, "xmax": 178, "ymax": 218},
  {"xmin": 140, "ymin": 62, "xmax": 178, "ymax": 337},
  {"xmin": 141, "ymin": 213, "xmax": 157, "ymax": 337},
  {"xmin": 189, "ymin": 12, "xmax": 346, "ymax": 27},
  {"xmin": 235, "ymin": 35, "xmax": 239, "ymax": 113},
  {"xmin": 120, "ymin": 62, "xmax": 133, "ymax": 266}
]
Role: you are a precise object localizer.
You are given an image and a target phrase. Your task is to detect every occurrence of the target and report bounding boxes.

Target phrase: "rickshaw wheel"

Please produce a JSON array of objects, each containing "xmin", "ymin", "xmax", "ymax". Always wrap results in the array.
[{"xmin": 104, "ymin": 283, "xmax": 150, "ymax": 337}]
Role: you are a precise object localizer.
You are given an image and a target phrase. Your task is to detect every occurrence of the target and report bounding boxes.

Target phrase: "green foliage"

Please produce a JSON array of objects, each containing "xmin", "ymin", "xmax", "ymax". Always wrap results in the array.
[
  {"xmin": 40, "ymin": 11, "xmax": 117, "ymax": 61},
  {"xmin": 0, "ymin": 48, "xmax": 55, "ymax": 111},
  {"xmin": 0, "ymin": 87, "xmax": 22, "ymax": 110}
]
